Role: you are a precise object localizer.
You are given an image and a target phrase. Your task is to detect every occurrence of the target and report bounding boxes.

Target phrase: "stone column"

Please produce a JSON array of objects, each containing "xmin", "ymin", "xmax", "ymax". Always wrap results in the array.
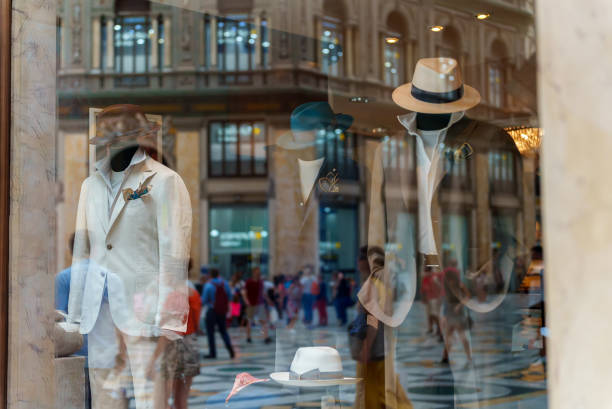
[
  {"xmin": 150, "ymin": 18, "xmax": 159, "ymax": 70},
  {"xmin": 404, "ymin": 41, "xmax": 413, "ymax": 82},
  {"xmin": 163, "ymin": 15, "xmax": 172, "ymax": 69},
  {"xmin": 537, "ymin": 0, "xmax": 612, "ymax": 407},
  {"xmin": 254, "ymin": 14, "xmax": 261, "ymax": 69},
  {"xmin": 105, "ymin": 17, "xmax": 114, "ymax": 70},
  {"xmin": 210, "ymin": 16, "xmax": 217, "ymax": 68},
  {"xmin": 9, "ymin": 1, "xmax": 57, "ymax": 407},
  {"xmin": 176, "ymin": 131, "xmax": 200, "ymax": 281},
  {"xmin": 91, "ymin": 16, "xmax": 101, "ymax": 70}
]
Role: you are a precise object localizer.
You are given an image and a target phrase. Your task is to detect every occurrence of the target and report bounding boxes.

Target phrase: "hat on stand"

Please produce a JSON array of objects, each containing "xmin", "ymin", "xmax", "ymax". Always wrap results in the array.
[
  {"xmin": 276, "ymin": 102, "xmax": 354, "ymax": 150},
  {"xmin": 270, "ymin": 346, "xmax": 360, "ymax": 387},
  {"xmin": 392, "ymin": 57, "xmax": 481, "ymax": 113}
]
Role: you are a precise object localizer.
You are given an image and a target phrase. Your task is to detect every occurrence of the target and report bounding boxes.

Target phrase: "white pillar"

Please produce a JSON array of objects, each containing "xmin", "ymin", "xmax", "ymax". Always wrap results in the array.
[
  {"xmin": 210, "ymin": 16, "xmax": 217, "ymax": 68},
  {"xmin": 163, "ymin": 15, "xmax": 172, "ymax": 68},
  {"xmin": 105, "ymin": 17, "xmax": 114, "ymax": 70},
  {"xmin": 254, "ymin": 15, "xmax": 261, "ymax": 69},
  {"xmin": 538, "ymin": 0, "xmax": 612, "ymax": 407},
  {"xmin": 92, "ymin": 16, "xmax": 101, "ymax": 70},
  {"xmin": 150, "ymin": 18, "xmax": 159, "ymax": 69}
]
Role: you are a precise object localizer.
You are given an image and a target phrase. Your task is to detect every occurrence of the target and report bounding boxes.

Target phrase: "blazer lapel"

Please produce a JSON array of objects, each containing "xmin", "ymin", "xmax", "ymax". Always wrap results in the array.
[{"xmin": 107, "ymin": 161, "xmax": 156, "ymax": 236}]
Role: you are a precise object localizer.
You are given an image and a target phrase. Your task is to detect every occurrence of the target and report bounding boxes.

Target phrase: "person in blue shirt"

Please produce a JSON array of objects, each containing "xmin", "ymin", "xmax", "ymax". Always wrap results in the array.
[
  {"xmin": 201, "ymin": 268, "xmax": 235, "ymax": 359},
  {"xmin": 55, "ymin": 233, "xmax": 91, "ymax": 409}
]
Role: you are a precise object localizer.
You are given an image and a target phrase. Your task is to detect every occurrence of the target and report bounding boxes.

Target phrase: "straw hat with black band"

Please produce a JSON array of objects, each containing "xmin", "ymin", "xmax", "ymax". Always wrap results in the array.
[{"xmin": 392, "ymin": 57, "xmax": 480, "ymax": 114}]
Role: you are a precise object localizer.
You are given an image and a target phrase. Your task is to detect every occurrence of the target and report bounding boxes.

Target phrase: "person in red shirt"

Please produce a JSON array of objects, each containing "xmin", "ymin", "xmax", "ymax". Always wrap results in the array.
[
  {"xmin": 421, "ymin": 265, "xmax": 443, "ymax": 339},
  {"xmin": 158, "ymin": 281, "xmax": 202, "ymax": 409},
  {"xmin": 241, "ymin": 267, "xmax": 272, "ymax": 344}
]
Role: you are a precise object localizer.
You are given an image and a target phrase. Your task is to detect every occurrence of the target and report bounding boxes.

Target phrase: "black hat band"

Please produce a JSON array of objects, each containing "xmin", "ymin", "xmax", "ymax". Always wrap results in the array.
[{"xmin": 411, "ymin": 84, "xmax": 464, "ymax": 104}]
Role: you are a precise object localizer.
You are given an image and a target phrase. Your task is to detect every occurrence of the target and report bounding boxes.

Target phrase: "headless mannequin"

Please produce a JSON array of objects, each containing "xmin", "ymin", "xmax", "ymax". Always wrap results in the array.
[
  {"xmin": 110, "ymin": 145, "xmax": 138, "ymax": 172},
  {"xmin": 416, "ymin": 112, "xmax": 451, "ymax": 131}
]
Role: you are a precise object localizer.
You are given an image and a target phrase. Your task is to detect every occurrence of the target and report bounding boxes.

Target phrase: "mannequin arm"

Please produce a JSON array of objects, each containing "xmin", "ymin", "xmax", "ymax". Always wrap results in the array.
[{"xmin": 155, "ymin": 172, "xmax": 192, "ymax": 333}]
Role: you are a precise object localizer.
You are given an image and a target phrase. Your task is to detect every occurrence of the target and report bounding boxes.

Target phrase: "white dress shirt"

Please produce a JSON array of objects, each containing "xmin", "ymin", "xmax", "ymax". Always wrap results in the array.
[
  {"xmin": 95, "ymin": 147, "xmax": 148, "ymax": 216},
  {"xmin": 298, "ymin": 157, "xmax": 325, "ymax": 203},
  {"xmin": 397, "ymin": 111, "xmax": 465, "ymax": 255}
]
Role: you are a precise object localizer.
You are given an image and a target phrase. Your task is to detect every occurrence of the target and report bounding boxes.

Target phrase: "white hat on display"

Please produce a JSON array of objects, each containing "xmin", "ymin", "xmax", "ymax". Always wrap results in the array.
[{"xmin": 270, "ymin": 346, "xmax": 361, "ymax": 387}]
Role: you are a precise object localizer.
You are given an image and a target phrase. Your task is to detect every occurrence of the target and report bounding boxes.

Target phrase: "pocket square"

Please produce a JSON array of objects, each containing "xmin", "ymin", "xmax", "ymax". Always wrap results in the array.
[
  {"xmin": 318, "ymin": 169, "xmax": 340, "ymax": 193},
  {"xmin": 123, "ymin": 175, "xmax": 155, "ymax": 201}
]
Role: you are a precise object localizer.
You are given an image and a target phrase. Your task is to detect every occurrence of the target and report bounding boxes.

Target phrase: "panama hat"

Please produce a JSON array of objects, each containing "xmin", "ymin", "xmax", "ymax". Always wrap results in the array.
[
  {"xmin": 90, "ymin": 104, "xmax": 160, "ymax": 146},
  {"xmin": 392, "ymin": 57, "xmax": 480, "ymax": 113},
  {"xmin": 276, "ymin": 102, "xmax": 354, "ymax": 150},
  {"xmin": 270, "ymin": 347, "xmax": 360, "ymax": 387}
]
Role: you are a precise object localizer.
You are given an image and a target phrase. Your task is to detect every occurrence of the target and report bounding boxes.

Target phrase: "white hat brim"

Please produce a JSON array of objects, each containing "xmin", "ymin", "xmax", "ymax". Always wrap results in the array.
[
  {"xmin": 270, "ymin": 372, "xmax": 361, "ymax": 387},
  {"xmin": 392, "ymin": 83, "xmax": 481, "ymax": 114}
]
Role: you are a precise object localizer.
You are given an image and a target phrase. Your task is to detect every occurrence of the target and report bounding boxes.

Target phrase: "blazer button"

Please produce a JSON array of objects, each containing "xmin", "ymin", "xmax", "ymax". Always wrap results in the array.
[{"xmin": 106, "ymin": 244, "xmax": 112, "ymax": 250}]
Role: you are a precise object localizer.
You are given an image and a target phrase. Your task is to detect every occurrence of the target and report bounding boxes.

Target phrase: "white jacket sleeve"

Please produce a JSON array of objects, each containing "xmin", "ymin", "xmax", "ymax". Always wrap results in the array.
[
  {"xmin": 155, "ymin": 172, "xmax": 192, "ymax": 333},
  {"xmin": 67, "ymin": 179, "xmax": 91, "ymax": 324}
]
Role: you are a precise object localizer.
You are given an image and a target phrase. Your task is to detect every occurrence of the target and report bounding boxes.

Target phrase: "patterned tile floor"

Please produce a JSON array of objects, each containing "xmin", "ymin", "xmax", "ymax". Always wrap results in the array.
[{"xmin": 132, "ymin": 295, "xmax": 548, "ymax": 408}]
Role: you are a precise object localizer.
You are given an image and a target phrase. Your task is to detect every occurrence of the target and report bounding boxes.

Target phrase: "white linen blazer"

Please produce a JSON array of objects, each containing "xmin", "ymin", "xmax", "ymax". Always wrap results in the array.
[{"xmin": 67, "ymin": 156, "xmax": 192, "ymax": 337}]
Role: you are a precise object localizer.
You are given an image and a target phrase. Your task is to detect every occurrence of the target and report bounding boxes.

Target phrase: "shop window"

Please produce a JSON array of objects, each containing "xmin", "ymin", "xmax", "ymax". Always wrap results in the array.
[
  {"xmin": 488, "ymin": 39, "xmax": 509, "ymax": 108},
  {"xmin": 209, "ymin": 205, "xmax": 269, "ymax": 277},
  {"xmin": 488, "ymin": 149, "xmax": 516, "ymax": 193},
  {"xmin": 113, "ymin": 16, "xmax": 153, "ymax": 86},
  {"xmin": 320, "ymin": 0, "xmax": 345, "ymax": 77},
  {"xmin": 216, "ymin": 15, "xmax": 257, "ymax": 71},
  {"xmin": 208, "ymin": 121, "xmax": 267, "ymax": 177}
]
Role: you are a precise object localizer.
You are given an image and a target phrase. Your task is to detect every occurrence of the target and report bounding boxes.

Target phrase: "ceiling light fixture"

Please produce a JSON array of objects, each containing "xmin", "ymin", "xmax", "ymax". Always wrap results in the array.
[
  {"xmin": 385, "ymin": 36, "xmax": 400, "ymax": 44},
  {"xmin": 476, "ymin": 13, "xmax": 491, "ymax": 20},
  {"xmin": 429, "ymin": 25, "xmax": 444, "ymax": 32}
]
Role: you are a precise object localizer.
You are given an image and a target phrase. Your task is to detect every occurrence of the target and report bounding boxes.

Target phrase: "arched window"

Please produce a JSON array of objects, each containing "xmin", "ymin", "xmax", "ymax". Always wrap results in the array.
[
  {"xmin": 382, "ymin": 11, "xmax": 408, "ymax": 87},
  {"xmin": 488, "ymin": 39, "xmax": 509, "ymax": 108},
  {"xmin": 319, "ymin": 0, "xmax": 345, "ymax": 77}
]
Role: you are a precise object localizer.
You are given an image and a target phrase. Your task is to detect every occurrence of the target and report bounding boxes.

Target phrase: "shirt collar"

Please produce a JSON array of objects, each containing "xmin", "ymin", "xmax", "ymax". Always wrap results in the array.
[
  {"xmin": 95, "ymin": 147, "xmax": 148, "ymax": 186},
  {"xmin": 397, "ymin": 111, "xmax": 465, "ymax": 137}
]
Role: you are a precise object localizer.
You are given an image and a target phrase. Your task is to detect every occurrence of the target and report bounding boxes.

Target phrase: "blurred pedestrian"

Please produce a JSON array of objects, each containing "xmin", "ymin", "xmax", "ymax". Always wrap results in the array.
[
  {"xmin": 314, "ymin": 273, "xmax": 328, "ymax": 326},
  {"xmin": 440, "ymin": 260, "xmax": 472, "ymax": 365},
  {"xmin": 286, "ymin": 275, "xmax": 303, "ymax": 329},
  {"xmin": 421, "ymin": 265, "xmax": 443, "ymax": 339},
  {"xmin": 242, "ymin": 267, "xmax": 272, "ymax": 344},
  {"xmin": 202, "ymin": 269, "xmax": 235, "ymax": 359},
  {"xmin": 300, "ymin": 267, "xmax": 316, "ymax": 325},
  {"xmin": 161, "ymin": 280, "xmax": 202, "ymax": 409},
  {"xmin": 334, "ymin": 272, "xmax": 352, "ymax": 326}
]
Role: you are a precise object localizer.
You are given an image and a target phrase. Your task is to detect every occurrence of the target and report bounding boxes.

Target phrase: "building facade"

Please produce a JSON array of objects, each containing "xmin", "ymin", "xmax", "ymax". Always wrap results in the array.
[{"xmin": 56, "ymin": 0, "xmax": 537, "ymax": 280}]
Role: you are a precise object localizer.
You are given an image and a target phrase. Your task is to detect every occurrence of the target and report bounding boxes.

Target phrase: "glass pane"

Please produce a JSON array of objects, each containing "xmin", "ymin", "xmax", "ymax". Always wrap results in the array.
[
  {"xmin": 8, "ymin": 0, "xmax": 551, "ymax": 407},
  {"xmin": 224, "ymin": 122, "xmax": 238, "ymax": 175},
  {"xmin": 209, "ymin": 122, "xmax": 223, "ymax": 176},
  {"xmin": 239, "ymin": 122, "xmax": 252, "ymax": 175}
]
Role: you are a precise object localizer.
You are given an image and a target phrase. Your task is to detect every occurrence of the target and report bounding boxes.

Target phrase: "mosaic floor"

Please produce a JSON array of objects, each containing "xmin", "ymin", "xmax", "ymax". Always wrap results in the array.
[{"xmin": 131, "ymin": 295, "xmax": 547, "ymax": 409}]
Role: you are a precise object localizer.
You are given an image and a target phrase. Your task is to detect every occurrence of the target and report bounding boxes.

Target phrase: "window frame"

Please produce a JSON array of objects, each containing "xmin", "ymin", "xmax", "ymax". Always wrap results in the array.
[{"xmin": 207, "ymin": 120, "xmax": 268, "ymax": 178}]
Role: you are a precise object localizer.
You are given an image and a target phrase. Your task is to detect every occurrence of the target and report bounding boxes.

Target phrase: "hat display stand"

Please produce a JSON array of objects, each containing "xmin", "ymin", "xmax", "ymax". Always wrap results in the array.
[{"xmin": 271, "ymin": 327, "xmax": 357, "ymax": 408}]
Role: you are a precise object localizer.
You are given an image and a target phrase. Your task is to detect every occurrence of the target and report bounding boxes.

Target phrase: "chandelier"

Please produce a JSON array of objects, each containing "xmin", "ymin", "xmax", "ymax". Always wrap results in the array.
[{"xmin": 504, "ymin": 126, "xmax": 542, "ymax": 156}]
